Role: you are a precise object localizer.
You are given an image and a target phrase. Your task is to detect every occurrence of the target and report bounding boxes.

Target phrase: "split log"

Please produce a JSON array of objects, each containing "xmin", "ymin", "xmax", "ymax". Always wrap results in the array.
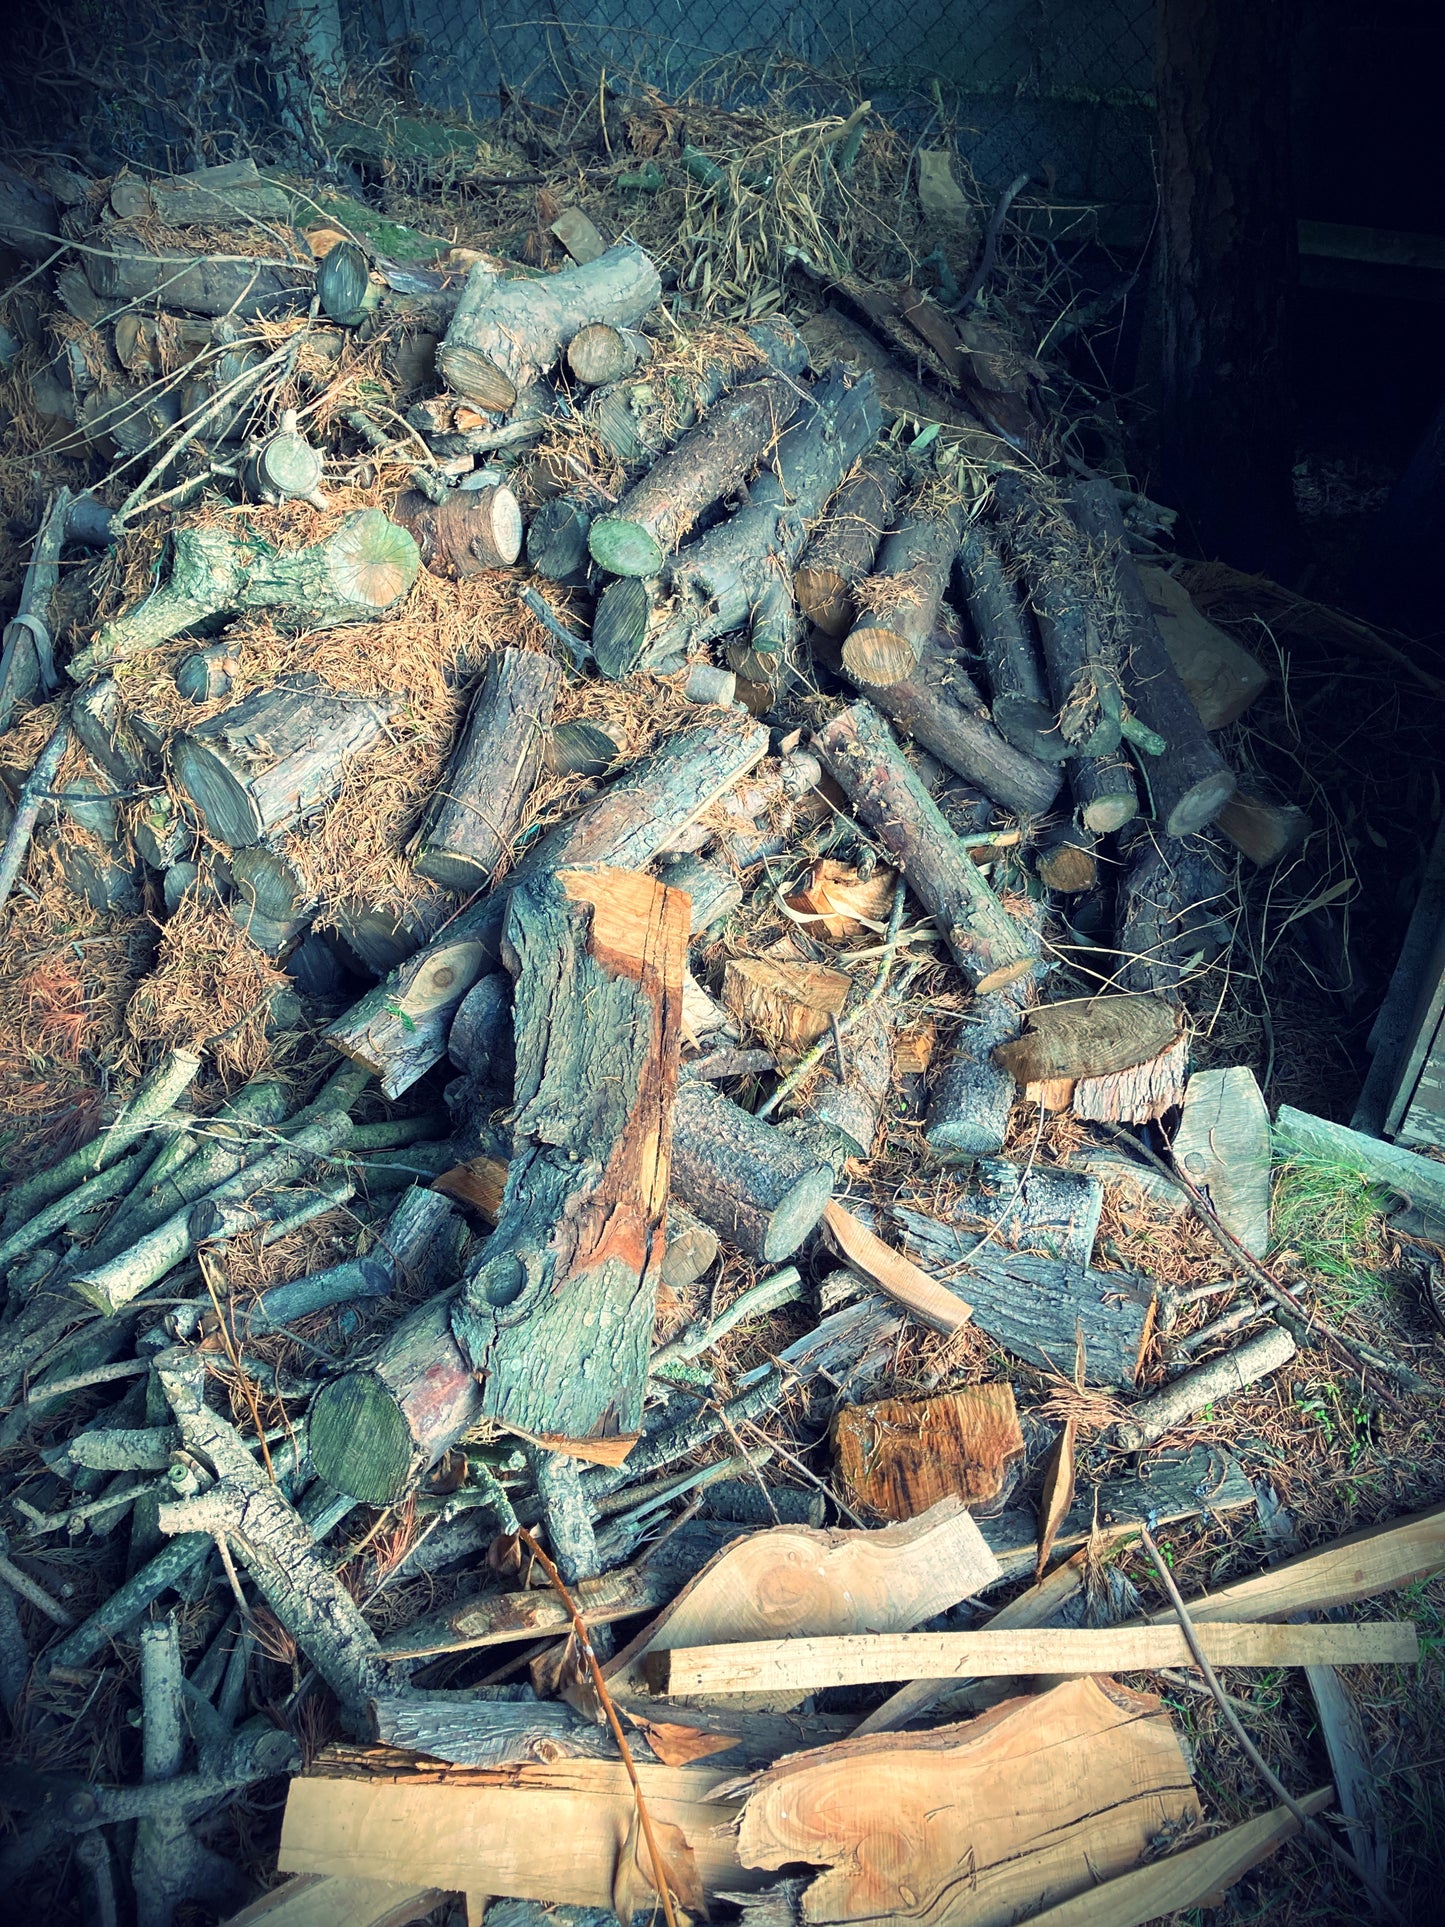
[
  {"xmin": 815, "ymin": 700, "xmax": 1039, "ymax": 991},
  {"xmin": 853, "ymin": 633, "xmax": 1062, "ymax": 818},
  {"xmin": 840, "ymin": 497, "xmax": 966, "ymax": 686},
  {"xmin": 169, "ymin": 678, "xmax": 392, "ymax": 848},
  {"xmin": 669, "ymin": 1076, "xmax": 834, "ymax": 1263},
  {"xmin": 832, "ymin": 1385, "xmax": 1024, "ymax": 1519},
  {"xmin": 941, "ymin": 1157, "xmax": 1104, "ymax": 1265},
  {"xmin": 821, "ymin": 1201, "xmax": 972, "ymax": 1333},
  {"xmin": 794, "ymin": 455, "xmax": 898, "ymax": 635},
  {"xmin": 923, "ymin": 984, "xmax": 1030, "ymax": 1161},
  {"xmin": 327, "ymin": 711, "xmax": 768, "ymax": 1094},
  {"xmin": 1115, "ymin": 1324, "xmax": 1297, "ymax": 1450},
  {"xmin": 110, "ymin": 160, "xmax": 293, "ymax": 227},
  {"xmin": 1068, "ymin": 481, "xmax": 1237, "ymax": 834},
  {"xmin": 83, "ymin": 242, "xmax": 312, "ymax": 318},
  {"xmin": 722, "ymin": 957, "xmax": 852, "ymax": 1053},
  {"xmin": 70, "ymin": 511, "xmax": 419, "ymax": 677},
  {"xmin": 392, "ymin": 484, "xmax": 523, "ymax": 576},
  {"xmin": 438, "ymin": 243, "xmax": 661, "ymax": 411},
  {"xmin": 955, "ymin": 517, "xmax": 1061, "ymax": 763},
  {"xmin": 448, "ymin": 866, "xmax": 688, "ymax": 1461},
  {"xmin": 369, "ymin": 1696, "xmax": 617, "ymax": 1769},
  {"xmin": 1172, "ymin": 1067, "xmax": 1271, "ymax": 1256},
  {"xmin": 590, "ymin": 375, "xmax": 804, "ymax": 578},
  {"xmin": 409, "ymin": 648, "xmax": 562, "ymax": 891},
  {"xmin": 992, "ymin": 994, "xmax": 1182, "ymax": 1085},
  {"xmin": 895, "ymin": 1207, "xmax": 1156, "ymax": 1384},
  {"xmin": 566, "ymin": 321, "xmax": 652, "ymax": 385}
]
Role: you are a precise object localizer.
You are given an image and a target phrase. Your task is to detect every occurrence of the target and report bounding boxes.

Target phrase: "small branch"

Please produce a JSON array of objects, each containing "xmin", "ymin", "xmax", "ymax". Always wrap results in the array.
[
  {"xmin": 0, "ymin": 1533, "xmax": 76, "ymax": 1626},
  {"xmin": 0, "ymin": 722, "xmax": 69, "ymax": 919},
  {"xmin": 960, "ymin": 171, "xmax": 1030, "ymax": 312}
]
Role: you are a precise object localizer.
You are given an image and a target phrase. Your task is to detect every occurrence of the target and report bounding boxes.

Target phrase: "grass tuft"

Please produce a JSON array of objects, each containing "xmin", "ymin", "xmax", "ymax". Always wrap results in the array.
[{"xmin": 1270, "ymin": 1151, "xmax": 1394, "ymax": 1313}]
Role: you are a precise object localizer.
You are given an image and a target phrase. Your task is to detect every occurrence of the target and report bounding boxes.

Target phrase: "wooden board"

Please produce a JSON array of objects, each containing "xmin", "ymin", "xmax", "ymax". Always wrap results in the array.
[
  {"xmin": 646, "ymin": 1619, "xmax": 1419, "ymax": 1695},
  {"xmin": 1273, "ymin": 1104, "xmax": 1445, "ymax": 1218},
  {"xmin": 1171, "ymin": 1066, "xmax": 1271, "ymax": 1256},
  {"xmin": 1138, "ymin": 564, "xmax": 1270, "ymax": 729},
  {"xmin": 730, "ymin": 1675, "xmax": 1200, "ymax": 1927},
  {"xmin": 831, "ymin": 1385, "xmax": 1024, "ymax": 1520},
  {"xmin": 605, "ymin": 1497, "xmax": 1002, "ymax": 1702}
]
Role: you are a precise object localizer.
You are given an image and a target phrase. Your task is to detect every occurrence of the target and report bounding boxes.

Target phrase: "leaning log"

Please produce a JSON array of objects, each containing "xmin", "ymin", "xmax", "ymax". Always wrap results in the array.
[
  {"xmin": 840, "ymin": 497, "xmax": 966, "ymax": 686},
  {"xmin": 449, "ymin": 865, "xmax": 689, "ymax": 1462},
  {"xmin": 816, "ymin": 700, "xmax": 1039, "ymax": 992},
  {"xmin": 589, "ymin": 376, "xmax": 804, "ymax": 579},
  {"xmin": 410, "ymin": 647, "xmax": 563, "ymax": 892},
  {"xmin": 438, "ymin": 243, "xmax": 661, "ymax": 411},
  {"xmin": 69, "ymin": 510, "xmax": 419, "ymax": 677},
  {"xmin": 955, "ymin": 519, "xmax": 1061, "ymax": 764},
  {"xmin": 670, "ymin": 1075, "xmax": 834, "ymax": 1263},
  {"xmin": 1116, "ymin": 825, "xmax": 1233, "ymax": 999},
  {"xmin": 795, "ymin": 455, "xmax": 899, "ymax": 636}
]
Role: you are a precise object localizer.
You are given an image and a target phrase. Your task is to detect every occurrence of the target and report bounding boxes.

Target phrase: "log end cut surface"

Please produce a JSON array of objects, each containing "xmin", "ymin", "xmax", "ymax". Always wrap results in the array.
[{"xmin": 308, "ymin": 1371, "xmax": 413, "ymax": 1505}]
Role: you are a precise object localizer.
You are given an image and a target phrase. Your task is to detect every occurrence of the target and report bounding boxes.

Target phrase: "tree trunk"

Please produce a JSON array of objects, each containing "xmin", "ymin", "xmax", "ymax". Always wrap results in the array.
[
  {"xmin": 1155, "ymin": 0, "xmax": 1298, "ymax": 572},
  {"xmin": 169, "ymin": 677, "xmax": 392, "ymax": 848},
  {"xmin": 83, "ymin": 243, "xmax": 312, "ymax": 319},
  {"xmin": 450, "ymin": 866, "xmax": 688, "ymax": 1463},
  {"xmin": 840, "ymin": 498, "xmax": 966, "ymax": 687},
  {"xmin": 815, "ymin": 700, "xmax": 1039, "ymax": 993},
  {"xmin": 590, "ymin": 376, "xmax": 804, "ymax": 578},
  {"xmin": 438, "ymin": 244, "xmax": 661, "ymax": 411},
  {"xmin": 410, "ymin": 647, "xmax": 562, "ymax": 892},
  {"xmin": 669, "ymin": 1075, "xmax": 834, "ymax": 1263},
  {"xmin": 1068, "ymin": 480, "xmax": 1237, "ymax": 835},
  {"xmin": 70, "ymin": 510, "xmax": 419, "ymax": 677},
  {"xmin": 955, "ymin": 519, "xmax": 1060, "ymax": 764},
  {"xmin": 393, "ymin": 483, "xmax": 523, "ymax": 576},
  {"xmin": 795, "ymin": 455, "xmax": 899, "ymax": 636}
]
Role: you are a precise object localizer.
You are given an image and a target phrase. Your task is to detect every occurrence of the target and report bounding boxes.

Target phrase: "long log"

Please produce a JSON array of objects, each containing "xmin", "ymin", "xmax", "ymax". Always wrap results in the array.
[
  {"xmin": 669, "ymin": 1075, "xmax": 835, "ymax": 1262},
  {"xmin": 438, "ymin": 243, "xmax": 661, "ymax": 411},
  {"xmin": 110, "ymin": 159, "xmax": 293, "ymax": 227},
  {"xmin": 795, "ymin": 455, "xmax": 898, "ymax": 636},
  {"xmin": 69, "ymin": 511, "xmax": 419, "ymax": 678},
  {"xmin": 955, "ymin": 518, "xmax": 1061, "ymax": 763},
  {"xmin": 0, "ymin": 487, "xmax": 71, "ymax": 734},
  {"xmin": 815, "ymin": 700, "xmax": 1039, "ymax": 992},
  {"xmin": 83, "ymin": 242, "xmax": 312, "ymax": 318},
  {"xmin": 589, "ymin": 376, "xmax": 804, "ymax": 579},
  {"xmin": 1068, "ymin": 480, "xmax": 1236, "ymax": 835},
  {"xmin": 1116, "ymin": 824, "xmax": 1233, "ymax": 998},
  {"xmin": 448, "ymin": 866, "xmax": 688, "ymax": 1463},
  {"xmin": 327, "ymin": 712, "xmax": 768, "ymax": 1095},
  {"xmin": 410, "ymin": 647, "xmax": 562, "ymax": 892},
  {"xmin": 840, "ymin": 497, "xmax": 966, "ymax": 686}
]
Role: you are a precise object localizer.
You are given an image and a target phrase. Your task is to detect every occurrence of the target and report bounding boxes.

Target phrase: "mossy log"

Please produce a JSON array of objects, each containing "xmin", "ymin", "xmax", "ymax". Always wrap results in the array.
[
  {"xmin": 816, "ymin": 700, "xmax": 1039, "ymax": 993},
  {"xmin": 795, "ymin": 455, "xmax": 899, "ymax": 635},
  {"xmin": 411, "ymin": 647, "xmax": 563, "ymax": 892},
  {"xmin": 69, "ymin": 510, "xmax": 419, "ymax": 679},
  {"xmin": 589, "ymin": 376, "xmax": 804, "ymax": 579},
  {"xmin": 670, "ymin": 1075, "xmax": 835, "ymax": 1262},
  {"xmin": 393, "ymin": 483, "xmax": 523, "ymax": 576},
  {"xmin": 840, "ymin": 497, "xmax": 966, "ymax": 687},
  {"xmin": 955, "ymin": 518, "xmax": 1061, "ymax": 764},
  {"xmin": 169, "ymin": 677, "xmax": 391, "ymax": 848},
  {"xmin": 83, "ymin": 243, "xmax": 312, "ymax": 319},
  {"xmin": 438, "ymin": 243, "xmax": 661, "ymax": 411},
  {"xmin": 448, "ymin": 866, "xmax": 689, "ymax": 1463}
]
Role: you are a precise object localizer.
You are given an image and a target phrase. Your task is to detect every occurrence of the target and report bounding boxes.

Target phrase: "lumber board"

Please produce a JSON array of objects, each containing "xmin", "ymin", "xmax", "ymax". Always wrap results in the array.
[
  {"xmin": 646, "ymin": 1619, "xmax": 1419, "ymax": 1695},
  {"xmin": 1274, "ymin": 1103, "xmax": 1445, "ymax": 1218}
]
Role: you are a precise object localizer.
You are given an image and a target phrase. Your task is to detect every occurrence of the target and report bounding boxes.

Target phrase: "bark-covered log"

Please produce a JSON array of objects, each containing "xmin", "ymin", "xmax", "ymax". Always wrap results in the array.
[
  {"xmin": 0, "ymin": 159, "xmax": 58, "ymax": 258},
  {"xmin": 70, "ymin": 511, "xmax": 419, "ymax": 678},
  {"xmin": 658, "ymin": 852, "xmax": 743, "ymax": 936},
  {"xmin": 240, "ymin": 1185, "xmax": 463, "ymax": 1338},
  {"xmin": 110, "ymin": 160, "xmax": 293, "ymax": 226},
  {"xmin": 783, "ymin": 1005, "xmax": 895, "ymax": 1162},
  {"xmin": 661, "ymin": 1204, "xmax": 722, "ymax": 1290},
  {"xmin": 327, "ymin": 712, "xmax": 768, "ymax": 1094},
  {"xmin": 526, "ymin": 493, "xmax": 596, "ymax": 579},
  {"xmin": 83, "ymin": 243, "xmax": 312, "ymax": 318},
  {"xmin": 590, "ymin": 376, "xmax": 804, "ymax": 578},
  {"xmin": 567, "ymin": 322, "xmax": 652, "ymax": 386},
  {"xmin": 0, "ymin": 723, "xmax": 71, "ymax": 917},
  {"xmin": 1114, "ymin": 1324, "xmax": 1297, "ymax": 1449},
  {"xmin": 1068, "ymin": 480, "xmax": 1237, "ymax": 835},
  {"xmin": 924, "ymin": 984, "xmax": 1030, "ymax": 1161},
  {"xmin": 410, "ymin": 647, "xmax": 562, "ymax": 892},
  {"xmin": 1070, "ymin": 747, "xmax": 1139, "ymax": 834},
  {"xmin": 937, "ymin": 1158, "xmax": 1104, "ymax": 1266},
  {"xmin": 816, "ymin": 700, "xmax": 1039, "ymax": 992},
  {"xmin": 669, "ymin": 1075, "xmax": 834, "ymax": 1262},
  {"xmin": 955, "ymin": 519, "xmax": 1061, "ymax": 764},
  {"xmin": 795, "ymin": 455, "xmax": 899, "ymax": 636},
  {"xmin": 438, "ymin": 244, "xmax": 661, "ymax": 410},
  {"xmin": 1035, "ymin": 824, "xmax": 1098, "ymax": 892},
  {"xmin": 393, "ymin": 483, "xmax": 523, "ymax": 576},
  {"xmin": 853, "ymin": 634, "xmax": 1061, "ymax": 819},
  {"xmin": 1116, "ymin": 824, "xmax": 1233, "ymax": 999},
  {"xmin": 0, "ymin": 488, "xmax": 71, "ymax": 734},
  {"xmin": 840, "ymin": 497, "xmax": 966, "ymax": 686}
]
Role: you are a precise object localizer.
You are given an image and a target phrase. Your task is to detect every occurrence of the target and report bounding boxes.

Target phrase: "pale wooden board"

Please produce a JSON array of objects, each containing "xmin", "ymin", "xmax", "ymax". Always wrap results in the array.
[
  {"xmin": 1171, "ymin": 1066, "xmax": 1271, "ymax": 1256},
  {"xmin": 605, "ymin": 1496, "xmax": 1002, "ymax": 1703},
  {"xmin": 222, "ymin": 1874, "xmax": 449, "ymax": 1927},
  {"xmin": 823, "ymin": 1199, "xmax": 972, "ymax": 1331},
  {"xmin": 1274, "ymin": 1104, "xmax": 1445, "ymax": 1217},
  {"xmin": 732, "ymin": 1674, "xmax": 1200, "ymax": 1927},
  {"xmin": 278, "ymin": 1760, "xmax": 762, "ymax": 1908},
  {"xmin": 649, "ymin": 1619, "xmax": 1419, "ymax": 1695},
  {"xmin": 1139, "ymin": 563, "xmax": 1269, "ymax": 729}
]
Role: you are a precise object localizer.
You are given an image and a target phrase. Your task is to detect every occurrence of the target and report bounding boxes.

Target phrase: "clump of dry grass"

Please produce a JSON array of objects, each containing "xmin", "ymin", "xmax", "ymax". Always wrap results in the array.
[{"xmin": 120, "ymin": 893, "xmax": 297, "ymax": 1085}]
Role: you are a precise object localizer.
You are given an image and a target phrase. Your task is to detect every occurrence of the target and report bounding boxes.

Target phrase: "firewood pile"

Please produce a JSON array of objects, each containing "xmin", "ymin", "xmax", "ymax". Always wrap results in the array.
[{"xmin": 1, "ymin": 125, "xmax": 1444, "ymax": 1927}]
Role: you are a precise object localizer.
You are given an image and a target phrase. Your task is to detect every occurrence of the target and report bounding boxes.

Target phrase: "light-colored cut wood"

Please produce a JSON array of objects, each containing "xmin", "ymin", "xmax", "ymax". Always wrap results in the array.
[
  {"xmin": 1073, "ymin": 1032, "xmax": 1191, "ymax": 1124},
  {"xmin": 1172, "ymin": 1066, "xmax": 1271, "ymax": 1256},
  {"xmin": 782, "ymin": 857, "xmax": 899, "ymax": 939},
  {"xmin": 1139, "ymin": 563, "xmax": 1270, "ymax": 729},
  {"xmin": 994, "ymin": 995, "xmax": 1181, "ymax": 1084},
  {"xmin": 222, "ymin": 1874, "xmax": 448, "ymax": 1927},
  {"xmin": 1216, "ymin": 791, "xmax": 1310, "ymax": 866},
  {"xmin": 722, "ymin": 955, "xmax": 852, "ymax": 1052},
  {"xmin": 832, "ymin": 1386, "xmax": 1024, "ymax": 1520},
  {"xmin": 606, "ymin": 1497, "xmax": 1002, "ymax": 1703},
  {"xmin": 823, "ymin": 1199, "xmax": 972, "ymax": 1332},
  {"xmin": 647, "ymin": 1618, "xmax": 1419, "ymax": 1695}
]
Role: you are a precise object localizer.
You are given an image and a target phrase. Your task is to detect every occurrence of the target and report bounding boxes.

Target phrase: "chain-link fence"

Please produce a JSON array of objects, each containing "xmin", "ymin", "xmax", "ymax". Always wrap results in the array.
[{"xmin": 345, "ymin": 0, "xmax": 1156, "ymax": 211}]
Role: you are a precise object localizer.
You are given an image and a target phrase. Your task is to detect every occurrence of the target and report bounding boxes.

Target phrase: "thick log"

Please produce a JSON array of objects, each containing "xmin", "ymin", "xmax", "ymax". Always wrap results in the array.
[
  {"xmin": 438, "ymin": 243, "xmax": 661, "ymax": 411},
  {"xmin": 924, "ymin": 984, "xmax": 1031, "ymax": 1161},
  {"xmin": 855, "ymin": 634, "xmax": 1062, "ymax": 819},
  {"xmin": 566, "ymin": 321, "xmax": 652, "ymax": 386},
  {"xmin": 70, "ymin": 511, "xmax": 419, "ymax": 677},
  {"xmin": 83, "ymin": 242, "xmax": 312, "ymax": 318},
  {"xmin": 815, "ymin": 700, "xmax": 1039, "ymax": 992},
  {"xmin": 410, "ymin": 648, "xmax": 562, "ymax": 892},
  {"xmin": 590, "ymin": 376, "xmax": 804, "ymax": 579},
  {"xmin": 170, "ymin": 678, "xmax": 391, "ymax": 848},
  {"xmin": 110, "ymin": 160, "xmax": 293, "ymax": 226},
  {"xmin": 525, "ymin": 493, "xmax": 595, "ymax": 579},
  {"xmin": 327, "ymin": 712, "xmax": 768, "ymax": 1094},
  {"xmin": 895, "ymin": 1207, "xmax": 1157, "ymax": 1385},
  {"xmin": 840, "ymin": 497, "xmax": 966, "ymax": 686},
  {"xmin": 1068, "ymin": 480, "xmax": 1237, "ymax": 835},
  {"xmin": 0, "ymin": 159, "xmax": 58, "ymax": 258},
  {"xmin": 941, "ymin": 1158, "xmax": 1104, "ymax": 1266},
  {"xmin": 1116, "ymin": 825, "xmax": 1233, "ymax": 998},
  {"xmin": 670, "ymin": 1076, "xmax": 834, "ymax": 1262},
  {"xmin": 393, "ymin": 484, "xmax": 523, "ymax": 577},
  {"xmin": 449, "ymin": 867, "xmax": 687, "ymax": 1462},
  {"xmin": 658, "ymin": 852, "xmax": 742, "ymax": 936},
  {"xmin": 993, "ymin": 995, "xmax": 1182, "ymax": 1084},
  {"xmin": 795, "ymin": 455, "xmax": 899, "ymax": 635},
  {"xmin": 955, "ymin": 518, "xmax": 1061, "ymax": 764}
]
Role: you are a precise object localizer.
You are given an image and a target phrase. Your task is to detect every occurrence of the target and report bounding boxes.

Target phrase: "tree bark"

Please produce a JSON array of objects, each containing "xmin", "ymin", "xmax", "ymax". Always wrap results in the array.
[
  {"xmin": 840, "ymin": 497, "xmax": 966, "ymax": 687},
  {"xmin": 83, "ymin": 243, "xmax": 312, "ymax": 318},
  {"xmin": 669, "ymin": 1076, "xmax": 834, "ymax": 1263},
  {"xmin": 438, "ymin": 244, "xmax": 661, "ymax": 411},
  {"xmin": 1116, "ymin": 824, "xmax": 1233, "ymax": 998},
  {"xmin": 393, "ymin": 484, "xmax": 523, "ymax": 576},
  {"xmin": 955, "ymin": 518, "xmax": 1061, "ymax": 764},
  {"xmin": 410, "ymin": 647, "xmax": 562, "ymax": 892},
  {"xmin": 936, "ymin": 1158, "xmax": 1105, "ymax": 1267},
  {"xmin": 449, "ymin": 866, "xmax": 688, "ymax": 1463},
  {"xmin": 795, "ymin": 455, "xmax": 899, "ymax": 636},
  {"xmin": 815, "ymin": 700, "xmax": 1039, "ymax": 993},
  {"xmin": 783, "ymin": 1005, "xmax": 894, "ymax": 1162},
  {"xmin": 1155, "ymin": 0, "xmax": 1298, "ymax": 573},
  {"xmin": 110, "ymin": 159, "xmax": 293, "ymax": 227},
  {"xmin": 526, "ymin": 493, "xmax": 595, "ymax": 579}
]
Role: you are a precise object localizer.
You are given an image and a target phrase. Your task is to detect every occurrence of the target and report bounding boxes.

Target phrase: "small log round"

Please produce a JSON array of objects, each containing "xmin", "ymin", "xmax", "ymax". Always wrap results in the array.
[
  {"xmin": 174, "ymin": 642, "xmax": 240, "ymax": 704},
  {"xmin": 229, "ymin": 844, "xmax": 312, "ymax": 921},
  {"xmin": 1035, "ymin": 825, "xmax": 1098, "ymax": 892},
  {"xmin": 567, "ymin": 323, "xmax": 652, "ymax": 387},
  {"xmin": 795, "ymin": 455, "xmax": 898, "ymax": 636},
  {"xmin": 670, "ymin": 1076, "xmax": 834, "ymax": 1262},
  {"xmin": 526, "ymin": 494, "xmax": 593, "ymax": 579},
  {"xmin": 593, "ymin": 576, "xmax": 654, "ymax": 678},
  {"xmin": 317, "ymin": 241, "xmax": 379, "ymax": 326},
  {"xmin": 1069, "ymin": 750, "xmax": 1138, "ymax": 834},
  {"xmin": 840, "ymin": 498, "xmax": 965, "ymax": 687},
  {"xmin": 924, "ymin": 987, "xmax": 1029, "ymax": 1162},
  {"xmin": 661, "ymin": 1204, "xmax": 721, "ymax": 1291},
  {"xmin": 544, "ymin": 719, "xmax": 626, "ymax": 778},
  {"xmin": 394, "ymin": 484, "xmax": 523, "ymax": 577}
]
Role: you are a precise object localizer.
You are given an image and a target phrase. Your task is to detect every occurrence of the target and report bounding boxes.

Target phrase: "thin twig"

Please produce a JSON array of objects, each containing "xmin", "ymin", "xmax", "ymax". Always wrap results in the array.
[{"xmin": 515, "ymin": 1526, "xmax": 680, "ymax": 1927}]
